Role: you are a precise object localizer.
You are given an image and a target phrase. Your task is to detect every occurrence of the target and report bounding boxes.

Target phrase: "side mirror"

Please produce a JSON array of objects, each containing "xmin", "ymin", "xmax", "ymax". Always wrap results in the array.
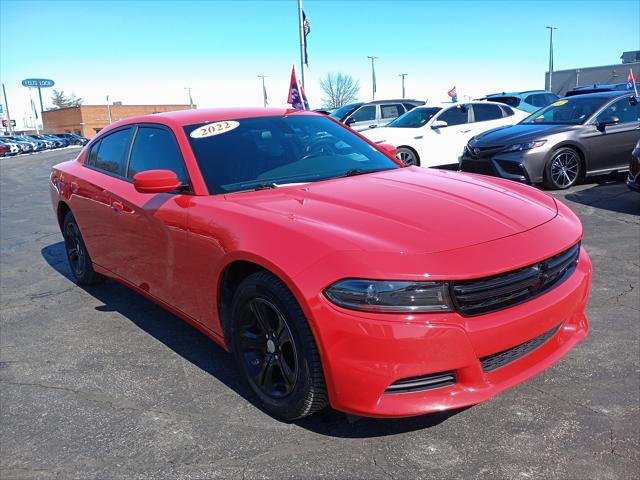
[
  {"xmin": 133, "ymin": 169, "xmax": 182, "ymax": 193},
  {"xmin": 431, "ymin": 120, "xmax": 448, "ymax": 129},
  {"xmin": 596, "ymin": 116, "xmax": 619, "ymax": 131},
  {"xmin": 345, "ymin": 117, "xmax": 356, "ymax": 126},
  {"xmin": 378, "ymin": 143, "xmax": 397, "ymax": 157}
]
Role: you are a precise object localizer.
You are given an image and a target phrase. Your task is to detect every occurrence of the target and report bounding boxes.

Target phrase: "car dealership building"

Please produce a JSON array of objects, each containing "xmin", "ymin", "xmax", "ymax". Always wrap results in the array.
[{"xmin": 42, "ymin": 104, "xmax": 194, "ymax": 138}]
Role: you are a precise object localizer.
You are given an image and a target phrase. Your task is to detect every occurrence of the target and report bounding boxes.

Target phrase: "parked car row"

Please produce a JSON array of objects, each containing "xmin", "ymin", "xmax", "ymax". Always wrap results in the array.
[
  {"xmin": 0, "ymin": 133, "xmax": 88, "ymax": 157},
  {"xmin": 350, "ymin": 89, "xmax": 638, "ymax": 190}
]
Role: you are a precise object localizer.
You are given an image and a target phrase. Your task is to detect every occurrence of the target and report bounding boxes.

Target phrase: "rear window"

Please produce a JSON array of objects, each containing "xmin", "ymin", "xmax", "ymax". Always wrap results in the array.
[{"xmin": 488, "ymin": 96, "xmax": 521, "ymax": 108}]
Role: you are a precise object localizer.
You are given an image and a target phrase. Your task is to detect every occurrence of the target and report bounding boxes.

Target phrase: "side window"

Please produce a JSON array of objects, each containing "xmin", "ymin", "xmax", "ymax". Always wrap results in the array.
[
  {"xmin": 86, "ymin": 141, "xmax": 100, "ymax": 166},
  {"xmin": 524, "ymin": 94, "xmax": 547, "ymax": 108},
  {"xmin": 472, "ymin": 104, "xmax": 503, "ymax": 122},
  {"xmin": 349, "ymin": 105, "xmax": 376, "ymax": 122},
  {"xmin": 437, "ymin": 105, "xmax": 470, "ymax": 126},
  {"xmin": 380, "ymin": 103, "xmax": 404, "ymax": 119},
  {"xmin": 597, "ymin": 98, "xmax": 640, "ymax": 124},
  {"xmin": 127, "ymin": 127, "xmax": 188, "ymax": 184},
  {"xmin": 501, "ymin": 105, "xmax": 515, "ymax": 117},
  {"xmin": 93, "ymin": 128, "xmax": 133, "ymax": 176}
]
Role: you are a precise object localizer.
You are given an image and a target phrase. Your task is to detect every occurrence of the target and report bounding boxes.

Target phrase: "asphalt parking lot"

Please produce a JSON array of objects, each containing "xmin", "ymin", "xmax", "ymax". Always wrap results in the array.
[{"xmin": 1, "ymin": 148, "xmax": 638, "ymax": 480}]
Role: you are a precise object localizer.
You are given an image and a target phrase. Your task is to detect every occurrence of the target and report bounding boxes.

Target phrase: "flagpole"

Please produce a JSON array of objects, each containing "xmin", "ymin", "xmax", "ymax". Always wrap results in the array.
[
  {"xmin": 258, "ymin": 75, "xmax": 268, "ymax": 107},
  {"xmin": 29, "ymin": 88, "xmax": 39, "ymax": 134},
  {"xmin": 297, "ymin": 0, "xmax": 305, "ymax": 89}
]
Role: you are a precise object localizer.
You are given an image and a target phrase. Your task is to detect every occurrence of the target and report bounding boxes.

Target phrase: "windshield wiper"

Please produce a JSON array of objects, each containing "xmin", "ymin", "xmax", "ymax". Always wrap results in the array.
[
  {"xmin": 252, "ymin": 183, "xmax": 278, "ymax": 190},
  {"xmin": 341, "ymin": 167, "xmax": 392, "ymax": 177}
]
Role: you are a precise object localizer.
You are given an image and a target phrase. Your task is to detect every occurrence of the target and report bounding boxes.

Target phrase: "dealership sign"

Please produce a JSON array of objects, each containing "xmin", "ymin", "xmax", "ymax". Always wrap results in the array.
[{"xmin": 21, "ymin": 78, "xmax": 55, "ymax": 88}]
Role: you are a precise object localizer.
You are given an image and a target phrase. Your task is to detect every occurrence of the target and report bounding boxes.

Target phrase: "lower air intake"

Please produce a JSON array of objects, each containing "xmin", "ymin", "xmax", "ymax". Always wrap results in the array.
[
  {"xmin": 385, "ymin": 371, "xmax": 456, "ymax": 394},
  {"xmin": 480, "ymin": 323, "xmax": 562, "ymax": 372}
]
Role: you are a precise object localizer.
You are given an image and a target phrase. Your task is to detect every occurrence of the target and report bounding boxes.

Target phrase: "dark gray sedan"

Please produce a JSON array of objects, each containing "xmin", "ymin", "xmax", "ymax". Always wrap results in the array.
[{"xmin": 459, "ymin": 91, "xmax": 640, "ymax": 189}]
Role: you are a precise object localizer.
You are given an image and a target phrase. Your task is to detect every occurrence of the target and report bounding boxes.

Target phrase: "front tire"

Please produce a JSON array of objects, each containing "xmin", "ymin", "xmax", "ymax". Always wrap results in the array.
[
  {"xmin": 544, "ymin": 148, "xmax": 582, "ymax": 190},
  {"xmin": 230, "ymin": 271, "xmax": 328, "ymax": 420},
  {"xmin": 396, "ymin": 146, "xmax": 420, "ymax": 166},
  {"xmin": 62, "ymin": 211, "xmax": 104, "ymax": 285}
]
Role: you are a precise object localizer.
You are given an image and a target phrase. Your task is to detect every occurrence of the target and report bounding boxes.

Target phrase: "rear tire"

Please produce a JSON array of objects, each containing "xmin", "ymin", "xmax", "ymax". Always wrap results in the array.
[
  {"xmin": 396, "ymin": 147, "xmax": 420, "ymax": 166},
  {"xmin": 544, "ymin": 148, "xmax": 582, "ymax": 190},
  {"xmin": 230, "ymin": 271, "xmax": 328, "ymax": 420},
  {"xmin": 62, "ymin": 211, "xmax": 104, "ymax": 285}
]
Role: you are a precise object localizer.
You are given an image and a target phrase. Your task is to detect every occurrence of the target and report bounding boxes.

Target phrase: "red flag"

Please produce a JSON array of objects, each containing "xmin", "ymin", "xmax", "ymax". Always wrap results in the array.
[{"xmin": 287, "ymin": 65, "xmax": 307, "ymax": 110}]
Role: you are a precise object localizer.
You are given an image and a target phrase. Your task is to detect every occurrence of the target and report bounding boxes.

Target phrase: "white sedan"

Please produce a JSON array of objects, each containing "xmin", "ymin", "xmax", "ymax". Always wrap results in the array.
[{"xmin": 360, "ymin": 101, "xmax": 529, "ymax": 168}]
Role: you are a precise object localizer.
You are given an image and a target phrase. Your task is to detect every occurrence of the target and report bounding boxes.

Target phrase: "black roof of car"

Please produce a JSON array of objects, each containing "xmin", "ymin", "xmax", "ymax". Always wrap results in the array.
[{"xmin": 565, "ymin": 84, "xmax": 632, "ymax": 96}]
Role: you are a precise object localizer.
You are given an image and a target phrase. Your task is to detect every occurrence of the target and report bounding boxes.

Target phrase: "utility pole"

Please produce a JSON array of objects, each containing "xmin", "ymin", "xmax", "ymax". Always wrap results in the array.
[
  {"xmin": 258, "ymin": 75, "xmax": 268, "ymax": 107},
  {"xmin": 2, "ymin": 83, "xmax": 14, "ymax": 134},
  {"xmin": 546, "ymin": 25, "xmax": 558, "ymax": 92},
  {"xmin": 106, "ymin": 95, "xmax": 112, "ymax": 124},
  {"xmin": 297, "ymin": 0, "xmax": 305, "ymax": 89},
  {"xmin": 398, "ymin": 73, "xmax": 408, "ymax": 98},
  {"xmin": 367, "ymin": 56, "xmax": 378, "ymax": 100},
  {"xmin": 184, "ymin": 87, "xmax": 194, "ymax": 109}
]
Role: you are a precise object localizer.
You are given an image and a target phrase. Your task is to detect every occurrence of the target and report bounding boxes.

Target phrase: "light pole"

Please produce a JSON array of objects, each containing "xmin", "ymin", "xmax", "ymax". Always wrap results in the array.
[
  {"xmin": 398, "ymin": 73, "xmax": 407, "ymax": 98},
  {"xmin": 367, "ymin": 56, "xmax": 378, "ymax": 100},
  {"xmin": 184, "ymin": 87, "xmax": 194, "ymax": 109},
  {"xmin": 106, "ymin": 95, "xmax": 112, "ymax": 124},
  {"xmin": 258, "ymin": 75, "xmax": 268, "ymax": 107},
  {"xmin": 546, "ymin": 25, "xmax": 558, "ymax": 92}
]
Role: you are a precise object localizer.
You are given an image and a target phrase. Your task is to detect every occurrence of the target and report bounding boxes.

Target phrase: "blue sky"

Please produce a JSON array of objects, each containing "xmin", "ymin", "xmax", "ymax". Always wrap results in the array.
[{"xmin": 1, "ymin": 0, "xmax": 638, "ymax": 127}]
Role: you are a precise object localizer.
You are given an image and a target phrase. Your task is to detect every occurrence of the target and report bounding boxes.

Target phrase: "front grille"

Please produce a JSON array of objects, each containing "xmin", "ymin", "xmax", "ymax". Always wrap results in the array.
[
  {"xmin": 464, "ymin": 145, "xmax": 505, "ymax": 158},
  {"xmin": 451, "ymin": 243, "xmax": 580, "ymax": 317},
  {"xmin": 480, "ymin": 323, "xmax": 562, "ymax": 372},
  {"xmin": 385, "ymin": 371, "xmax": 456, "ymax": 394},
  {"xmin": 460, "ymin": 158, "xmax": 497, "ymax": 176}
]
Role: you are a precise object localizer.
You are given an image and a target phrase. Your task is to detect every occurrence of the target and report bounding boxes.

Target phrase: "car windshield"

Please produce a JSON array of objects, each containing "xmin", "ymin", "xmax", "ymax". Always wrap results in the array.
[
  {"xmin": 386, "ymin": 107, "xmax": 442, "ymax": 128},
  {"xmin": 521, "ymin": 96, "xmax": 608, "ymax": 125},
  {"xmin": 329, "ymin": 103, "xmax": 362, "ymax": 120},
  {"xmin": 184, "ymin": 115, "xmax": 400, "ymax": 194}
]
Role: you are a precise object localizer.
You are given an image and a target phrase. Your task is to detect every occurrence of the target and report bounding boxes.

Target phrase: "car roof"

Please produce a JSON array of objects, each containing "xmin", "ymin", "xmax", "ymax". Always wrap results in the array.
[
  {"xmin": 362, "ymin": 99, "xmax": 424, "ymax": 105},
  {"xmin": 563, "ymin": 90, "xmax": 634, "ymax": 100},
  {"xmin": 115, "ymin": 107, "xmax": 317, "ymax": 127},
  {"xmin": 484, "ymin": 90, "xmax": 553, "ymax": 97}
]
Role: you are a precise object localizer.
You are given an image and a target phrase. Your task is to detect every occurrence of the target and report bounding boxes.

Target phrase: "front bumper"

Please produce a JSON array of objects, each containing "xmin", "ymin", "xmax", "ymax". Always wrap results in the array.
[
  {"xmin": 459, "ymin": 148, "xmax": 549, "ymax": 184},
  {"xmin": 305, "ymin": 249, "xmax": 591, "ymax": 418}
]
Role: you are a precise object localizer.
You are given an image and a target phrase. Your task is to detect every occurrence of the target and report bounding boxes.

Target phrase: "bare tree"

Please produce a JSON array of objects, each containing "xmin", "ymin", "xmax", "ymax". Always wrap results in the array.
[{"xmin": 319, "ymin": 72, "xmax": 360, "ymax": 109}]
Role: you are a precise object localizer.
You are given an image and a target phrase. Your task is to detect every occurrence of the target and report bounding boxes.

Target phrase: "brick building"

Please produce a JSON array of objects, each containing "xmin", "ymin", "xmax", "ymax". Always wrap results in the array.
[{"xmin": 42, "ymin": 104, "xmax": 194, "ymax": 138}]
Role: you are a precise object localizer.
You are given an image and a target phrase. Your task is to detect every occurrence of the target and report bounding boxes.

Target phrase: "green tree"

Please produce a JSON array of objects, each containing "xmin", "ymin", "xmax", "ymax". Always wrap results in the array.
[{"xmin": 50, "ymin": 90, "xmax": 83, "ymax": 109}]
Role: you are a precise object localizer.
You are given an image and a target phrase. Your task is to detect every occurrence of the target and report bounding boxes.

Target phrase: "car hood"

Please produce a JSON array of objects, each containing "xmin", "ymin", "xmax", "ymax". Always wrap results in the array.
[
  {"xmin": 224, "ymin": 168, "xmax": 558, "ymax": 255},
  {"xmin": 472, "ymin": 123, "xmax": 579, "ymax": 146}
]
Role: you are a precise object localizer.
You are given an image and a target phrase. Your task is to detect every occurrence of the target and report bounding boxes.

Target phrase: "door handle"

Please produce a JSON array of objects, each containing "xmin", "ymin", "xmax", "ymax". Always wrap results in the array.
[
  {"xmin": 460, "ymin": 129, "xmax": 472, "ymax": 133},
  {"xmin": 111, "ymin": 200, "xmax": 124, "ymax": 213},
  {"xmin": 369, "ymin": 124, "xmax": 377, "ymax": 128}
]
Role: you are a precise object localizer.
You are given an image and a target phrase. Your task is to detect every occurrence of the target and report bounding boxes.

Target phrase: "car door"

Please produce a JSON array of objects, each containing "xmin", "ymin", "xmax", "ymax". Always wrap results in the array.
[
  {"xmin": 115, "ymin": 124, "xmax": 199, "ymax": 318},
  {"xmin": 418, "ymin": 104, "xmax": 472, "ymax": 167},
  {"xmin": 345, "ymin": 104, "xmax": 378, "ymax": 131},
  {"xmin": 584, "ymin": 97, "xmax": 640, "ymax": 172}
]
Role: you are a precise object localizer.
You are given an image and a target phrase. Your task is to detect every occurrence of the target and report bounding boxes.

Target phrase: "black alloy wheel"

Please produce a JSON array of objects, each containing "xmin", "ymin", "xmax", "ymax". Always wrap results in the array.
[
  {"xmin": 62, "ymin": 211, "xmax": 104, "ymax": 285},
  {"xmin": 231, "ymin": 271, "xmax": 328, "ymax": 420},
  {"xmin": 237, "ymin": 298, "xmax": 298, "ymax": 398}
]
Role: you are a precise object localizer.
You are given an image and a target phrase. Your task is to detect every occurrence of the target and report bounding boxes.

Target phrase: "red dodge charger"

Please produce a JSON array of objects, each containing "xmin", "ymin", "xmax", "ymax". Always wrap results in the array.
[{"xmin": 50, "ymin": 108, "xmax": 591, "ymax": 420}]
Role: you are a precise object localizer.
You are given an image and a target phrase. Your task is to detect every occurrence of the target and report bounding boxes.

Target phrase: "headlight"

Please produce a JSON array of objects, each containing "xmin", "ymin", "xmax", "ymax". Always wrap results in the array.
[
  {"xmin": 503, "ymin": 140, "xmax": 547, "ymax": 152},
  {"xmin": 324, "ymin": 279, "xmax": 454, "ymax": 313}
]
